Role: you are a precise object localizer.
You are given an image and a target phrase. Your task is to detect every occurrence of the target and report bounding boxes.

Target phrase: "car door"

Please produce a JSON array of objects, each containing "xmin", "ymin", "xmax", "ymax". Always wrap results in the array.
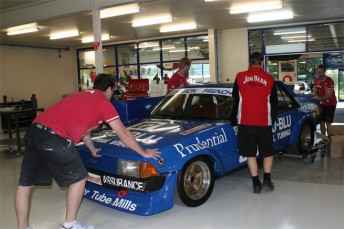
[{"xmin": 273, "ymin": 83, "xmax": 299, "ymax": 150}]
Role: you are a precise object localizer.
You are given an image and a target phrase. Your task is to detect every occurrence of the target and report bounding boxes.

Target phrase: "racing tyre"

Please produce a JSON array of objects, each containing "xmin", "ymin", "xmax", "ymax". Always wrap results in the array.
[
  {"xmin": 297, "ymin": 121, "xmax": 314, "ymax": 155},
  {"xmin": 176, "ymin": 156, "xmax": 215, "ymax": 207}
]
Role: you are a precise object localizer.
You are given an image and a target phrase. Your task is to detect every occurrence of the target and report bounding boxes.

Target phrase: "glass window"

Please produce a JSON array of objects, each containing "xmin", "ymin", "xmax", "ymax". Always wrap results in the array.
[
  {"xmin": 308, "ymin": 23, "xmax": 344, "ymax": 51},
  {"xmin": 138, "ymin": 41, "xmax": 160, "ymax": 63},
  {"xmin": 79, "ymin": 69, "xmax": 96, "ymax": 90},
  {"xmin": 187, "ymin": 35, "xmax": 209, "ymax": 59},
  {"xmin": 117, "ymin": 44, "xmax": 137, "ymax": 65},
  {"xmin": 188, "ymin": 60, "xmax": 210, "ymax": 84},
  {"xmin": 140, "ymin": 64, "xmax": 160, "ymax": 80},
  {"xmin": 162, "ymin": 38, "xmax": 186, "ymax": 61},
  {"xmin": 118, "ymin": 65, "xmax": 138, "ymax": 85},
  {"xmin": 297, "ymin": 58, "xmax": 323, "ymax": 84},
  {"xmin": 78, "ymin": 48, "xmax": 96, "ymax": 68},
  {"xmin": 103, "ymin": 46, "xmax": 115, "ymax": 66},
  {"xmin": 265, "ymin": 26, "xmax": 307, "ymax": 54},
  {"xmin": 249, "ymin": 30, "xmax": 263, "ymax": 54},
  {"xmin": 267, "ymin": 60, "xmax": 279, "ymax": 80}
]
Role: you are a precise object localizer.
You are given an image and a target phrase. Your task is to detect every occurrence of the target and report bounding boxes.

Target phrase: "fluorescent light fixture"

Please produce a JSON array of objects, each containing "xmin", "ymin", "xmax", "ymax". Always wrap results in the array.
[
  {"xmin": 138, "ymin": 42, "xmax": 159, "ymax": 48},
  {"xmin": 7, "ymin": 27, "xmax": 39, "ymax": 35},
  {"xmin": 132, "ymin": 15, "xmax": 173, "ymax": 27},
  {"xmin": 281, "ymin": 35, "xmax": 312, "ymax": 39},
  {"xmin": 160, "ymin": 22, "xmax": 197, "ymax": 33},
  {"xmin": 7, "ymin": 23, "xmax": 39, "ymax": 35},
  {"xmin": 168, "ymin": 49, "xmax": 187, "ymax": 53},
  {"xmin": 81, "ymin": 34, "xmax": 110, "ymax": 43},
  {"xmin": 273, "ymin": 27, "xmax": 306, "ymax": 35},
  {"xmin": 152, "ymin": 46, "xmax": 175, "ymax": 51},
  {"xmin": 288, "ymin": 39, "xmax": 315, "ymax": 43},
  {"xmin": 247, "ymin": 10, "xmax": 293, "ymax": 23},
  {"xmin": 230, "ymin": 1, "xmax": 283, "ymax": 14},
  {"xmin": 100, "ymin": 3, "xmax": 140, "ymax": 18},
  {"xmin": 50, "ymin": 30, "xmax": 80, "ymax": 40}
]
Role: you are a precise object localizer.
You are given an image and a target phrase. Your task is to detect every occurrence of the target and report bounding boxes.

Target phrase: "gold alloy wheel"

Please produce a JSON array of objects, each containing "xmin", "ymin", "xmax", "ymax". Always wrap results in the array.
[{"xmin": 183, "ymin": 160, "xmax": 212, "ymax": 200}]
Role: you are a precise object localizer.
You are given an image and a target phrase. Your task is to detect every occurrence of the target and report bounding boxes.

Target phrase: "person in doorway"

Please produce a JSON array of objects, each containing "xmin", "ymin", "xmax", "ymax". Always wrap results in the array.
[
  {"xmin": 163, "ymin": 74, "xmax": 170, "ymax": 84},
  {"xmin": 231, "ymin": 52, "xmax": 278, "ymax": 194},
  {"xmin": 14, "ymin": 73, "xmax": 160, "ymax": 229},
  {"xmin": 312, "ymin": 64, "xmax": 337, "ymax": 137},
  {"xmin": 167, "ymin": 57, "xmax": 192, "ymax": 93},
  {"xmin": 153, "ymin": 74, "xmax": 160, "ymax": 84}
]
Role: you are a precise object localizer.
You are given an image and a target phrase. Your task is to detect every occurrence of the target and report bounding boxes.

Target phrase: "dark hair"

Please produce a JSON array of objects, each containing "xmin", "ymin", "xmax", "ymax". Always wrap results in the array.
[
  {"xmin": 317, "ymin": 64, "xmax": 326, "ymax": 72},
  {"xmin": 249, "ymin": 52, "xmax": 263, "ymax": 66},
  {"xmin": 179, "ymin": 57, "xmax": 192, "ymax": 69},
  {"xmin": 93, "ymin": 73, "xmax": 115, "ymax": 91}
]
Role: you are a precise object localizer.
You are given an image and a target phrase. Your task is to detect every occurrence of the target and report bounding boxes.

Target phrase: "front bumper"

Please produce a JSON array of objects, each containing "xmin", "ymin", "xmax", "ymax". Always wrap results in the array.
[{"xmin": 83, "ymin": 172, "xmax": 178, "ymax": 216}]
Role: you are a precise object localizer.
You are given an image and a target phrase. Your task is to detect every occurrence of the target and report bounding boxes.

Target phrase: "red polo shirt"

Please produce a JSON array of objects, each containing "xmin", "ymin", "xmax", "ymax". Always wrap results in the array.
[{"xmin": 33, "ymin": 89, "xmax": 119, "ymax": 144}]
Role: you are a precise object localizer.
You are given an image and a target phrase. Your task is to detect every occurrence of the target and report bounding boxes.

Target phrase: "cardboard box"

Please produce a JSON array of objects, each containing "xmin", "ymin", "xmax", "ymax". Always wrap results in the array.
[
  {"xmin": 329, "ymin": 123, "xmax": 344, "ymax": 135},
  {"xmin": 330, "ymin": 135, "xmax": 344, "ymax": 158},
  {"xmin": 315, "ymin": 128, "xmax": 343, "ymax": 158},
  {"xmin": 329, "ymin": 123, "xmax": 344, "ymax": 158}
]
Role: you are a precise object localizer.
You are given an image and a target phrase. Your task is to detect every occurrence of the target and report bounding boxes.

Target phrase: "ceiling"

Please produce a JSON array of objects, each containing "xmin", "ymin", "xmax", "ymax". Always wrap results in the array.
[{"xmin": 0, "ymin": 0, "xmax": 343, "ymax": 49}]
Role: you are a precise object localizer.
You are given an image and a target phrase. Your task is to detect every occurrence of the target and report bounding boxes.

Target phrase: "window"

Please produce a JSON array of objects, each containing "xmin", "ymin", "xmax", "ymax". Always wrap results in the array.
[
  {"xmin": 187, "ymin": 35, "xmax": 209, "ymax": 59},
  {"xmin": 117, "ymin": 44, "xmax": 137, "ymax": 65},
  {"xmin": 162, "ymin": 38, "xmax": 186, "ymax": 62}
]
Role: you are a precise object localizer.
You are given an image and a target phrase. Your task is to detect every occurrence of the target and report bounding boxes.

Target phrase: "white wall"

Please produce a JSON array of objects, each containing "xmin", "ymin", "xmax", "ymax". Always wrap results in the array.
[
  {"xmin": 217, "ymin": 28, "xmax": 249, "ymax": 83},
  {"xmin": 0, "ymin": 46, "xmax": 78, "ymax": 109}
]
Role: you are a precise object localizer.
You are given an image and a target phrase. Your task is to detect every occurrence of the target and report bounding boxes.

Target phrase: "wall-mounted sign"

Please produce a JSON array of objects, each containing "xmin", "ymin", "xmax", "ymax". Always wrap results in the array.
[{"xmin": 324, "ymin": 52, "xmax": 344, "ymax": 69}]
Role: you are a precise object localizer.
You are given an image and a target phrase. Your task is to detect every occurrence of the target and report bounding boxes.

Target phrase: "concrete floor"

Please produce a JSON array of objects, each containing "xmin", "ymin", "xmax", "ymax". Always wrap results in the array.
[{"xmin": 0, "ymin": 104, "xmax": 343, "ymax": 229}]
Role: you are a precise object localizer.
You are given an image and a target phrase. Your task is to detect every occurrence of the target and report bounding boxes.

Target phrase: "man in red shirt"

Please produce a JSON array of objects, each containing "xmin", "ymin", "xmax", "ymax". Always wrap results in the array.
[
  {"xmin": 231, "ymin": 52, "xmax": 277, "ymax": 194},
  {"xmin": 312, "ymin": 64, "xmax": 337, "ymax": 137},
  {"xmin": 14, "ymin": 74, "xmax": 160, "ymax": 229},
  {"xmin": 167, "ymin": 57, "xmax": 192, "ymax": 93}
]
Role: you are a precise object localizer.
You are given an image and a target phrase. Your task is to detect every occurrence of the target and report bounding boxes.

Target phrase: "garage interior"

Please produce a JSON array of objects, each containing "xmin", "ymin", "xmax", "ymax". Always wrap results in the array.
[{"xmin": 1, "ymin": 0, "xmax": 343, "ymax": 229}]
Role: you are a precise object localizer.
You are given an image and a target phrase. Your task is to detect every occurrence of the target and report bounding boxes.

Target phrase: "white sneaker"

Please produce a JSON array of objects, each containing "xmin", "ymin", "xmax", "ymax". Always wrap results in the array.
[{"xmin": 61, "ymin": 221, "xmax": 95, "ymax": 229}]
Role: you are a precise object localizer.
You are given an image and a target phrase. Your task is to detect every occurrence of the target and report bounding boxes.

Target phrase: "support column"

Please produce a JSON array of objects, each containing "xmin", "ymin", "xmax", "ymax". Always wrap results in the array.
[
  {"xmin": 92, "ymin": 8, "xmax": 103, "ymax": 74},
  {"xmin": 208, "ymin": 29, "xmax": 218, "ymax": 83}
]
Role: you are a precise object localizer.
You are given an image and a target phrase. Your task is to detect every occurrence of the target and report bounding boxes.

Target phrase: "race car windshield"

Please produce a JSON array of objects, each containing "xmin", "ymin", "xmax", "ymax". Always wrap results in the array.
[{"xmin": 151, "ymin": 92, "xmax": 235, "ymax": 120}]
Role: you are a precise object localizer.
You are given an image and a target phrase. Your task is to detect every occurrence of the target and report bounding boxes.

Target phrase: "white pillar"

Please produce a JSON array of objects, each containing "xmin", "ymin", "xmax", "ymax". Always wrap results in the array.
[
  {"xmin": 92, "ymin": 8, "xmax": 103, "ymax": 74},
  {"xmin": 208, "ymin": 29, "xmax": 218, "ymax": 83}
]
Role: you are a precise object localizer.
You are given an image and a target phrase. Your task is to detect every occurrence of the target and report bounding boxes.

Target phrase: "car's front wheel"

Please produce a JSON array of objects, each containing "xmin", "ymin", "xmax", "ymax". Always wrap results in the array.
[{"xmin": 176, "ymin": 156, "xmax": 215, "ymax": 207}]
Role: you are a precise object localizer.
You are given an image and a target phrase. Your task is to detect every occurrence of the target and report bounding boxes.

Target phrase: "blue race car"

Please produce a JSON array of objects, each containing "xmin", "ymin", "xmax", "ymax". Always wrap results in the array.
[{"xmin": 77, "ymin": 81, "xmax": 319, "ymax": 215}]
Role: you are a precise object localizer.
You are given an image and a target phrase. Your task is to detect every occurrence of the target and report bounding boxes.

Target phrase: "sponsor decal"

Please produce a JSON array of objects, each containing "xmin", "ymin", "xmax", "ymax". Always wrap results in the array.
[
  {"xmin": 174, "ymin": 128, "xmax": 228, "ymax": 158},
  {"xmin": 170, "ymin": 88, "xmax": 232, "ymax": 96},
  {"xmin": 299, "ymin": 103, "xmax": 316, "ymax": 113},
  {"xmin": 272, "ymin": 115, "xmax": 292, "ymax": 141},
  {"xmin": 87, "ymin": 172, "xmax": 102, "ymax": 185},
  {"xmin": 103, "ymin": 175, "xmax": 144, "ymax": 191},
  {"xmin": 180, "ymin": 123, "xmax": 212, "ymax": 135},
  {"xmin": 84, "ymin": 189, "xmax": 137, "ymax": 211}
]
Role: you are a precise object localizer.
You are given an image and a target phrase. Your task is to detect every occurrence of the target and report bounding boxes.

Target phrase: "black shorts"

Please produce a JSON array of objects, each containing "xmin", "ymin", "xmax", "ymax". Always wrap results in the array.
[
  {"xmin": 237, "ymin": 125, "xmax": 275, "ymax": 158},
  {"xmin": 319, "ymin": 104, "xmax": 336, "ymax": 123},
  {"xmin": 18, "ymin": 124, "xmax": 88, "ymax": 187}
]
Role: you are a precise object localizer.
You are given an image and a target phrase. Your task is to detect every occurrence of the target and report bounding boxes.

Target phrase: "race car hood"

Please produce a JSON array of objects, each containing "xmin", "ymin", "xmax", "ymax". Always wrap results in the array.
[{"xmin": 77, "ymin": 118, "xmax": 219, "ymax": 160}]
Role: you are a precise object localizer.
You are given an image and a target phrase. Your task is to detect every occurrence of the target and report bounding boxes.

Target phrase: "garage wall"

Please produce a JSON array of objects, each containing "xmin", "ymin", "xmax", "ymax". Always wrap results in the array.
[
  {"xmin": 0, "ymin": 46, "xmax": 78, "ymax": 109},
  {"xmin": 217, "ymin": 28, "xmax": 249, "ymax": 83}
]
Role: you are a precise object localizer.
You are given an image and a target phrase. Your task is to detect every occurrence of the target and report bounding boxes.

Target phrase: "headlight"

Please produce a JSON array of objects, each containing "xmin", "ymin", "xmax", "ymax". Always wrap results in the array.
[{"xmin": 118, "ymin": 159, "xmax": 159, "ymax": 179}]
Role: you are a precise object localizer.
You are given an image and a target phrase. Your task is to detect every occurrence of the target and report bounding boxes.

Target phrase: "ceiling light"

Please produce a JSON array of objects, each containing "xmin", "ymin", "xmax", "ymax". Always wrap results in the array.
[
  {"xmin": 81, "ymin": 34, "xmax": 110, "ymax": 43},
  {"xmin": 160, "ymin": 23, "xmax": 197, "ymax": 33},
  {"xmin": 100, "ymin": 3, "xmax": 140, "ymax": 18},
  {"xmin": 50, "ymin": 30, "xmax": 80, "ymax": 40},
  {"xmin": 7, "ymin": 23, "xmax": 39, "ymax": 35},
  {"xmin": 281, "ymin": 35, "xmax": 312, "ymax": 39},
  {"xmin": 230, "ymin": 1, "xmax": 283, "ymax": 14},
  {"xmin": 273, "ymin": 27, "xmax": 306, "ymax": 35},
  {"xmin": 152, "ymin": 46, "xmax": 175, "ymax": 51},
  {"xmin": 288, "ymin": 39, "xmax": 315, "ymax": 43},
  {"xmin": 138, "ymin": 42, "xmax": 159, "ymax": 48},
  {"xmin": 132, "ymin": 16, "xmax": 173, "ymax": 27},
  {"xmin": 7, "ymin": 27, "xmax": 39, "ymax": 35},
  {"xmin": 247, "ymin": 10, "xmax": 293, "ymax": 23}
]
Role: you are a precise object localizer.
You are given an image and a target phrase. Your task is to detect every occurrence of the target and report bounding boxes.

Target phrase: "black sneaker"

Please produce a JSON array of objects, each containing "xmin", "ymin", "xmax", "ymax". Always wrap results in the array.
[
  {"xmin": 262, "ymin": 180, "xmax": 275, "ymax": 191},
  {"xmin": 253, "ymin": 181, "xmax": 262, "ymax": 194}
]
